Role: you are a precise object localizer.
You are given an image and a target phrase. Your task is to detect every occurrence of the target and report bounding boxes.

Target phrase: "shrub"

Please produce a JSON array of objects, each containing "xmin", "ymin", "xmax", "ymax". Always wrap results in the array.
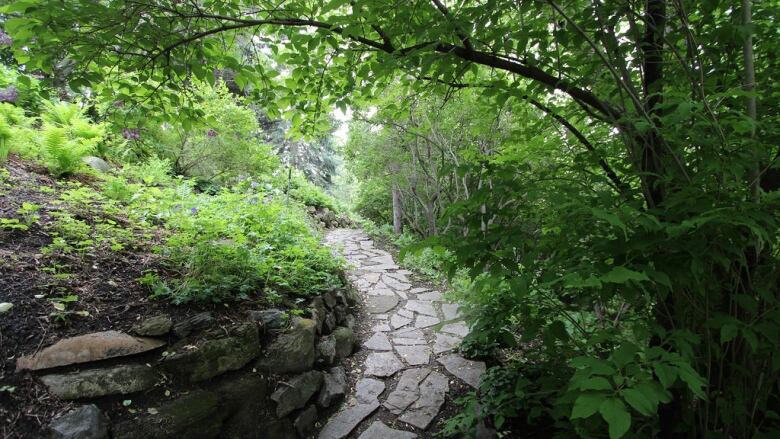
[
  {"xmin": 286, "ymin": 173, "xmax": 338, "ymax": 210},
  {"xmin": 126, "ymin": 181, "xmax": 342, "ymax": 304}
]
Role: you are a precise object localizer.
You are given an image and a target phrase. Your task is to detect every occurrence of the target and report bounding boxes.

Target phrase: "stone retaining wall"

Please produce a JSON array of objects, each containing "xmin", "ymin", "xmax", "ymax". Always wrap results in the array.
[{"xmin": 22, "ymin": 288, "xmax": 360, "ymax": 439}]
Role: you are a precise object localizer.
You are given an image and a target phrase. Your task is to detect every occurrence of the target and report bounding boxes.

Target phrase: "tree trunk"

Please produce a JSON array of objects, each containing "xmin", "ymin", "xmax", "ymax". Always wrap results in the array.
[
  {"xmin": 742, "ymin": 0, "xmax": 759, "ymax": 201},
  {"xmin": 392, "ymin": 181, "xmax": 403, "ymax": 234}
]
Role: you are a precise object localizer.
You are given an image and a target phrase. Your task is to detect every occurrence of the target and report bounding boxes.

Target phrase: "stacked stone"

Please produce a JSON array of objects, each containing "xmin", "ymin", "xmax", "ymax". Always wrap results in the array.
[
  {"xmin": 17, "ymin": 288, "xmax": 360, "ymax": 438},
  {"xmin": 319, "ymin": 229, "xmax": 487, "ymax": 439}
]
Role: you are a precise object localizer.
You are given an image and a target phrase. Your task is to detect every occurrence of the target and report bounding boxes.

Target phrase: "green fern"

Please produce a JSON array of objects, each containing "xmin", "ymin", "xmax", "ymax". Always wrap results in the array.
[
  {"xmin": 0, "ymin": 103, "xmax": 27, "ymax": 126},
  {"xmin": 41, "ymin": 101, "xmax": 83, "ymax": 127},
  {"xmin": 0, "ymin": 117, "xmax": 11, "ymax": 163},
  {"xmin": 42, "ymin": 126, "xmax": 92, "ymax": 176}
]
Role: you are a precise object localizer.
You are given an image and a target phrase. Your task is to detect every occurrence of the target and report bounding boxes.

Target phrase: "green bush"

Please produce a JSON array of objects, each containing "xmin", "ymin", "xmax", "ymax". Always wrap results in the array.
[
  {"xmin": 122, "ymin": 178, "xmax": 342, "ymax": 304},
  {"xmin": 285, "ymin": 173, "xmax": 338, "ymax": 210}
]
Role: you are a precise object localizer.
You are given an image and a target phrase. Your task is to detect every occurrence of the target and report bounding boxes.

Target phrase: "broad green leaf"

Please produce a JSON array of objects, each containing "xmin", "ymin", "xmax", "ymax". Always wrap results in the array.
[
  {"xmin": 599, "ymin": 398, "xmax": 631, "ymax": 439},
  {"xmin": 720, "ymin": 323, "xmax": 739, "ymax": 344},
  {"xmin": 571, "ymin": 392, "xmax": 606, "ymax": 419},
  {"xmin": 600, "ymin": 267, "xmax": 649, "ymax": 284},
  {"xmin": 580, "ymin": 377, "xmax": 613, "ymax": 391},
  {"xmin": 620, "ymin": 388, "xmax": 655, "ymax": 416}
]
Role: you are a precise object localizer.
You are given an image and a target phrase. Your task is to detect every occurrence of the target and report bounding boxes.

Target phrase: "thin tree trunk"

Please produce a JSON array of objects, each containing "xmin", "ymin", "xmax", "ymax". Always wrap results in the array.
[
  {"xmin": 742, "ymin": 0, "xmax": 759, "ymax": 201},
  {"xmin": 392, "ymin": 181, "xmax": 403, "ymax": 234}
]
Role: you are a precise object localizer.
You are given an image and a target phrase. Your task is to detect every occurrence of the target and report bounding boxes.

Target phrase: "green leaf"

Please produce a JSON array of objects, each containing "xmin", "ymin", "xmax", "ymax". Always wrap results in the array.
[
  {"xmin": 653, "ymin": 363, "xmax": 677, "ymax": 389},
  {"xmin": 580, "ymin": 377, "xmax": 613, "ymax": 391},
  {"xmin": 612, "ymin": 343, "xmax": 638, "ymax": 368},
  {"xmin": 720, "ymin": 323, "xmax": 739, "ymax": 344},
  {"xmin": 548, "ymin": 320, "xmax": 569, "ymax": 341},
  {"xmin": 571, "ymin": 392, "xmax": 606, "ymax": 419},
  {"xmin": 674, "ymin": 361, "xmax": 707, "ymax": 399},
  {"xmin": 599, "ymin": 398, "xmax": 632, "ymax": 439},
  {"xmin": 620, "ymin": 388, "xmax": 655, "ymax": 416},
  {"xmin": 600, "ymin": 266, "xmax": 649, "ymax": 284}
]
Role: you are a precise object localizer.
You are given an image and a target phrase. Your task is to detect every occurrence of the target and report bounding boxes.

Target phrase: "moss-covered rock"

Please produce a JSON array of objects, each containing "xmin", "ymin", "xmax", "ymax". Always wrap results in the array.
[
  {"xmin": 162, "ymin": 323, "xmax": 260, "ymax": 381},
  {"xmin": 331, "ymin": 326, "xmax": 355, "ymax": 360},
  {"xmin": 256, "ymin": 318, "xmax": 317, "ymax": 374},
  {"xmin": 112, "ymin": 390, "xmax": 220, "ymax": 439}
]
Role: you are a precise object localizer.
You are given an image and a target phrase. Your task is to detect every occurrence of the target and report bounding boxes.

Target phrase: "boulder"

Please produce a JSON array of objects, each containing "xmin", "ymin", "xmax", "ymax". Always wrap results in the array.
[
  {"xmin": 214, "ymin": 374, "xmax": 277, "ymax": 438},
  {"xmin": 247, "ymin": 309, "xmax": 287, "ymax": 330},
  {"xmin": 317, "ymin": 336, "xmax": 337, "ymax": 366},
  {"xmin": 82, "ymin": 156, "xmax": 111, "ymax": 173},
  {"xmin": 323, "ymin": 312, "xmax": 337, "ymax": 334},
  {"xmin": 16, "ymin": 331, "xmax": 164, "ymax": 371},
  {"xmin": 334, "ymin": 305, "xmax": 349, "ymax": 325},
  {"xmin": 172, "ymin": 312, "xmax": 214, "ymax": 338},
  {"xmin": 256, "ymin": 318, "xmax": 317, "ymax": 374},
  {"xmin": 162, "ymin": 323, "xmax": 260, "ymax": 381},
  {"xmin": 322, "ymin": 290, "xmax": 338, "ymax": 309},
  {"xmin": 294, "ymin": 405, "xmax": 318, "ymax": 437},
  {"xmin": 308, "ymin": 297, "xmax": 327, "ymax": 334},
  {"xmin": 344, "ymin": 314, "xmax": 356, "ymax": 329},
  {"xmin": 317, "ymin": 366, "xmax": 347, "ymax": 408},
  {"xmin": 270, "ymin": 371, "xmax": 323, "ymax": 417},
  {"xmin": 331, "ymin": 326, "xmax": 354, "ymax": 360},
  {"xmin": 132, "ymin": 314, "xmax": 173, "ymax": 337},
  {"xmin": 113, "ymin": 390, "xmax": 220, "ymax": 439},
  {"xmin": 49, "ymin": 404, "xmax": 108, "ymax": 439},
  {"xmin": 41, "ymin": 364, "xmax": 159, "ymax": 399},
  {"xmin": 214, "ymin": 374, "xmax": 269, "ymax": 416}
]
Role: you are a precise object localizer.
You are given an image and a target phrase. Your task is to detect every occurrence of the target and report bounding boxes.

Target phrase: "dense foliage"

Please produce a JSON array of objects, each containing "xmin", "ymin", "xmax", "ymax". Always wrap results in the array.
[
  {"xmin": 0, "ymin": 63, "xmax": 343, "ymax": 307},
  {"xmin": 2, "ymin": 0, "xmax": 779, "ymax": 437}
]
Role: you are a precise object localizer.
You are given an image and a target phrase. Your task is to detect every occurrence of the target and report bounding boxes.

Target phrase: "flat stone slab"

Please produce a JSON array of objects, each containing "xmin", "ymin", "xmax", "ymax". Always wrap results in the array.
[
  {"xmin": 441, "ymin": 303, "xmax": 461, "ymax": 320},
  {"xmin": 398, "ymin": 371, "xmax": 449, "ymax": 430},
  {"xmin": 364, "ymin": 352, "xmax": 404, "ymax": 377},
  {"xmin": 395, "ymin": 345, "xmax": 431, "ymax": 366},
  {"xmin": 417, "ymin": 292, "xmax": 443, "ymax": 301},
  {"xmin": 41, "ymin": 364, "xmax": 158, "ymax": 400},
  {"xmin": 438, "ymin": 354, "xmax": 486, "ymax": 388},
  {"xmin": 390, "ymin": 314, "xmax": 412, "ymax": 330},
  {"xmin": 433, "ymin": 333, "xmax": 462, "ymax": 354},
  {"xmin": 366, "ymin": 296, "xmax": 399, "ymax": 314},
  {"xmin": 409, "ymin": 288, "xmax": 429, "ymax": 294},
  {"xmin": 396, "ymin": 309, "xmax": 414, "ymax": 319},
  {"xmin": 16, "ymin": 331, "xmax": 165, "ymax": 371},
  {"xmin": 440, "ymin": 321, "xmax": 469, "ymax": 337},
  {"xmin": 372, "ymin": 323, "xmax": 391, "ymax": 332},
  {"xmin": 392, "ymin": 328, "xmax": 427, "ymax": 346},
  {"xmin": 367, "ymin": 287, "xmax": 396, "ymax": 297},
  {"xmin": 356, "ymin": 378, "xmax": 386, "ymax": 404},
  {"xmin": 364, "ymin": 332, "xmax": 393, "ymax": 351},
  {"xmin": 404, "ymin": 300, "xmax": 437, "ymax": 317},
  {"xmin": 319, "ymin": 378, "xmax": 384, "ymax": 439},
  {"xmin": 383, "ymin": 271, "xmax": 410, "ymax": 283},
  {"xmin": 383, "ymin": 368, "xmax": 431, "ymax": 414},
  {"xmin": 318, "ymin": 401, "xmax": 379, "ymax": 439},
  {"xmin": 358, "ymin": 421, "xmax": 418, "ymax": 439},
  {"xmin": 382, "ymin": 276, "xmax": 411, "ymax": 291},
  {"xmin": 414, "ymin": 315, "xmax": 440, "ymax": 329}
]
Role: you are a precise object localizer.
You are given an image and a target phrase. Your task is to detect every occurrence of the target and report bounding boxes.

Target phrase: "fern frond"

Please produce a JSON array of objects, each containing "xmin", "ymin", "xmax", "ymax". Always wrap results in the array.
[{"xmin": 42, "ymin": 101, "xmax": 83, "ymax": 127}]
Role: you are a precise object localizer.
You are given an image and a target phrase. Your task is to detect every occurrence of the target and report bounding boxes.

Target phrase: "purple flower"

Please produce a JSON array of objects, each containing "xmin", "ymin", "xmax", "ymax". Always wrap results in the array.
[
  {"xmin": 122, "ymin": 128, "xmax": 141, "ymax": 140},
  {"xmin": 0, "ymin": 31, "xmax": 12, "ymax": 47},
  {"xmin": 207, "ymin": 129, "xmax": 217, "ymax": 137},
  {"xmin": 250, "ymin": 181, "xmax": 259, "ymax": 189},
  {"xmin": 0, "ymin": 86, "xmax": 19, "ymax": 103},
  {"xmin": 190, "ymin": 207, "xmax": 199, "ymax": 214}
]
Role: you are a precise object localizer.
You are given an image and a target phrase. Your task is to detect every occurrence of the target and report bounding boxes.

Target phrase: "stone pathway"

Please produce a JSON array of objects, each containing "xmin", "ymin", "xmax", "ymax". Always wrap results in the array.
[{"xmin": 319, "ymin": 229, "xmax": 487, "ymax": 439}]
